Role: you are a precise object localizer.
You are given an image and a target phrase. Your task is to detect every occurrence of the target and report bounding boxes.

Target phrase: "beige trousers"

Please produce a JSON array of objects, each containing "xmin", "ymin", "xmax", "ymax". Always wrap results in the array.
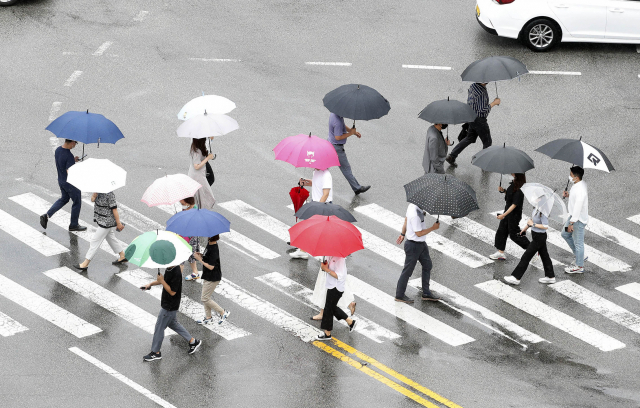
[{"xmin": 201, "ymin": 280, "xmax": 224, "ymax": 317}]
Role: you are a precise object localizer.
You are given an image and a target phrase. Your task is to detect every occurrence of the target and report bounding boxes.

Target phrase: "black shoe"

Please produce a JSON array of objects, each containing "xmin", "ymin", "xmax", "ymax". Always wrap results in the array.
[
  {"xmin": 73, "ymin": 264, "xmax": 88, "ymax": 272},
  {"xmin": 40, "ymin": 214, "xmax": 48, "ymax": 229},
  {"xmin": 394, "ymin": 296, "xmax": 414, "ymax": 304},
  {"xmin": 69, "ymin": 225, "xmax": 88, "ymax": 232},
  {"xmin": 355, "ymin": 185, "xmax": 371, "ymax": 195},
  {"xmin": 316, "ymin": 333, "xmax": 332, "ymax": 341},
  {"xmin": 421, "ymin": 293, "xmax": 441, "ymax": 301},
  {"xmin": 349, "ymin": 320, "xmax": 357, "ymax": 332},
  {"xmin": 188, "ymin": 339, "xmax": 202, "ymax": 355},
  {"xmin": 446, "ymin": 155, "xmax": 457, "ymax": 167},
  {"xmin": 112, "ymin": 258, "xmax": 128, "ymax": 265},
  {"xmin": 143, "ymin": 351, "xmax": 162, "ymax": 362}
]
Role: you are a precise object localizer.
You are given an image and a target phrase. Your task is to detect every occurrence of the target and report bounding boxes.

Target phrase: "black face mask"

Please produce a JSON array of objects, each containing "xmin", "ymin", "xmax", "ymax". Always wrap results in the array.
[{"xmin": 440, "ymin": 124, "xmax": 448, "ymax": 130}]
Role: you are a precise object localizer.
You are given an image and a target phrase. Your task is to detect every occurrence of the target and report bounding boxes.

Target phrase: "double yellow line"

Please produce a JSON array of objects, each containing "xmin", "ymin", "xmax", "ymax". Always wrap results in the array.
[{"xmin": 313, "ymin": 338, "xmax": 462, "ymax": 408}]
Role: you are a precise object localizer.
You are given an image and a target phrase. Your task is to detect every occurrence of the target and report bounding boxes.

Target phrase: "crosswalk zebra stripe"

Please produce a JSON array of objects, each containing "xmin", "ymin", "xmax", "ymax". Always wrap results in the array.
[
  {"xmin": 550, "ymin": 280, "xmax": 640, "ymax": 334},
  {"xmin": 476, "ymin": 280, "xmax": 625, "ymax": 351},
  {"xmin": 43, "ymin": 267, "xmax": 175, "ymax": 336},
  {"xmin": 0, "ymin": 311, "xmax": 29, "ymax": 337},
  {"xmin": 627, "ymin": 214, "xmax": 640, "ymax": 226},
  {"xmin": 0, "ymin": 273, "xmax": 101, "ymax": 338},
  {"xmin": 0, "ymin": 208, "xmax": 69, "ymax": 256},
  {"xmin": 585, "ymin": 217, "xmax": 640, "ymax": 256},
  {"xmin": 356, "ymin": 204, "xmax": 492, "ymax": 268},
  {"xmin": 219, "ymin": 200, "xmax": 291, "ymax": 241},
  {"xmin": 117, "ymin": 269, "xmax": 251, "ymax": 340},
  {"xmin": 256, "ymin": 272, "xmax": 401, "ymax": 344},
  {"xmin": 616, "ymin": 282, "xmax": 640, "ymax": 302}
]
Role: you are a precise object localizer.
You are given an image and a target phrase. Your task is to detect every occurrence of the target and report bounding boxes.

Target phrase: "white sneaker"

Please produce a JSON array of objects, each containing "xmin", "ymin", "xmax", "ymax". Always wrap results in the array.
[
  {"xmin": 289, "ymin": 249, "xmax": 309, "ymax": 259},
  {"xmin": 539, "ymin": 277, "xmax": 556, "ymax": 284},
  {"xmin": 569, "ymin": 256, "xmax": 588, "ymax": 267},
  {"xmin": 503, "ymin": 276, "xmax": 520, "ymax": 285},
  {"xmin": 489, "ymin": 251, "xmax": 506, "ymax": 260},
  {"xmin": 564, "ymin": 265, "xmax": 584, "ymax": 274},
  {"xmin": 531, "ymin": 255, "xmax": 543, "ymax": 269}
]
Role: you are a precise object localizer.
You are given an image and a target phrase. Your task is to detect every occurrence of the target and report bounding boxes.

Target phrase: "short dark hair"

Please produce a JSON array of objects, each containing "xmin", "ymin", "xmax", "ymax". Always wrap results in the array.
[
  {"xmin": 65, "ymin": 139, "xmax": 76, "ymax": 144},
  {"xmin": 512, "ymin": 173, "xmax": 526, "ymax": 191},
  {"xmin": 209, "ymin": 235, "xmax": 220, "ymax": 242},
  {"xmin": 182, "ymin": 197, "xmax": 195, "ymax": 206},
  {"xmin": 570, "ymin": 166, "xmax": 584, "ymax": 180}
]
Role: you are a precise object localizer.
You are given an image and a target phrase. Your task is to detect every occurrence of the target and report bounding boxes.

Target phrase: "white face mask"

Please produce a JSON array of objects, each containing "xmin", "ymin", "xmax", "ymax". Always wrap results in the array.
[
  {"xmin": 568, "ymin": 176, "xmax": 575, "ymax": 184},
  {"xmin": 182, "ymin": 204, "xmax": 190, "ymax": 209}
]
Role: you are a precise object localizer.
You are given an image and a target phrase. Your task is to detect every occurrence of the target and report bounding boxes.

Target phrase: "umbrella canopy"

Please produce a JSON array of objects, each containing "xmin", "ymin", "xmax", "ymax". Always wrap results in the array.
[
  {"xmin": 322, "ymin": 84, "xmax": 390, "ymax": 123},
  {"xmin": 418, "ymin": 98, "xmax": 477, "ymax": 125},
  {"xmin": 460, "ymin": 56, "xmax": 528, "ymax": 83},
  {"xmin": 471, "ymin": 143, "xmax": 535, "ymax": 176},
  {"xmin": 288, "ymin": 215, "xmax": 364, "ymax": 257},
  {"xmin": 176, "ymin": 112, "xmax": 239, "ymax": 139},
  {"xmin": 178, "ymin": 95, "xmax": 236, "ymax": 120},
  {"xmin": 166, "ymin": 209, "xmax": 230, "ymax": 237},
  {"xmin": 141, "ymin": 174, "xmax": 202, "ymax": 207},
  {"xmin": 125, "ymin": 230, "xmax": 192, "ymax": 268},
  {"xmin": 290, "ymin": 186, "xmax": 310, "ymax": 215},
  {"xmin": 67, "ymin": 158, "xmax": 126, "ymax": 193},
  {"xmin": 46, "ymin": 110, "xmax": 125, "ymax": 146},
  {"xmin": 404, "ymin": 173, "xmax": 479, "ymax": 218},
  {"xmin": 295, "ymin": 201, "xmax": 357, "ymax": 223},
  {"xmin": 521, "ymin": 183, "xmax": 568, "ymax": 224},
  {"xmin": 534, "ymin": 138, "xmax": 614, "ymax": 173},
  {"xmin": 274, "ymin": 133, "xmax": 340, "ymax": 170}
]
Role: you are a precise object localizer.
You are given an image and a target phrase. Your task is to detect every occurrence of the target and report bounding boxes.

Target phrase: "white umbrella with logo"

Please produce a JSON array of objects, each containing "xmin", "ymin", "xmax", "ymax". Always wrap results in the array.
[{"xmin": 67, "ymin": 158, "xmax": 126, "ymax": 193}]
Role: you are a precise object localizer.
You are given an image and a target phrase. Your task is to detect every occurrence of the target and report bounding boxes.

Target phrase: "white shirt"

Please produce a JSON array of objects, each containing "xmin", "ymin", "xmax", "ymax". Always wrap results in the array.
[
  {"xmin": 312, "ymin": 169, "xmax": 333, "ymax": 202},
  {"xmin": 324, "ymin": 256, "xmax": 347, "ymax": 292},
  {"xmin": 568, "ymin": 181, "xmax": 589, "ymax": 224},
  {"xmin": 405, "ymin": 203, "xmax": 427, "ymax": 242}
]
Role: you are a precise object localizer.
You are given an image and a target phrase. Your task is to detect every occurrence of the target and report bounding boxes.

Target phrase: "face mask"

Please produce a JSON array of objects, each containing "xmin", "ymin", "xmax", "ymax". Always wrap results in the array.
[
  {"xmin": 440, "ymin": 124, "xmax": 448, "ymax": 130},
  {"xmin": 568, "ymin": 176, "xmax": 575, "ymax": 184},
  {"xmin": 182, "ymin": 204, "xmax": 190, "ymax": 209}
]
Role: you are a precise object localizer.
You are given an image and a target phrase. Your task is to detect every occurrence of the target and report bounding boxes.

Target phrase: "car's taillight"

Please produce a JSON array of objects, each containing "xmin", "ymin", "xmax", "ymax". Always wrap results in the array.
[{"xmin": 495, "ymin": 0, "xmax": 515, "ymax": 4}]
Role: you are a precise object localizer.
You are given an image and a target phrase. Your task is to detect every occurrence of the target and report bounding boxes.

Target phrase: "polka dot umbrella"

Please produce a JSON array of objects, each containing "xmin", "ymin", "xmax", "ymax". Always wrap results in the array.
[{"xmin": 403, "ymin": 174, "xmax": 479, "ymax": 220}]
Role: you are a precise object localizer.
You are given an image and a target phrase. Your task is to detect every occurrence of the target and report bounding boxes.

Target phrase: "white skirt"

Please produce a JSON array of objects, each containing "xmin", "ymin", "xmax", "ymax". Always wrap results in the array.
[{"xmin": 311, "ymin": 268, "xmax": 354, "ymax": 310}]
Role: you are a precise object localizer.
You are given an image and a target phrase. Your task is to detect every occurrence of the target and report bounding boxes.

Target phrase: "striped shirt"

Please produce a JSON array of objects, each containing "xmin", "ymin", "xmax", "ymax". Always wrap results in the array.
[{"xmin": 468, "ymin": 83, "xmax": 491, "ymax": 118}]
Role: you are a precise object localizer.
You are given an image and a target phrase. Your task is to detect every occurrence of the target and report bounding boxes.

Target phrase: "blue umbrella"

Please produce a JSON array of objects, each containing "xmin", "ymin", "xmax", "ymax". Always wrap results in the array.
[{"xmin": 166, "ymin": 209, "xmax": 231, "ymax": 237}]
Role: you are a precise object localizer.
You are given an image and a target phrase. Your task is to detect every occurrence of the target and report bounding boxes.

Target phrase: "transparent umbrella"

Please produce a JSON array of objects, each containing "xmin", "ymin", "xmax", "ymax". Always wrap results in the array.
[{"xmin": 521, "ymin": 183, "xmax": 567, "ymax": 224}]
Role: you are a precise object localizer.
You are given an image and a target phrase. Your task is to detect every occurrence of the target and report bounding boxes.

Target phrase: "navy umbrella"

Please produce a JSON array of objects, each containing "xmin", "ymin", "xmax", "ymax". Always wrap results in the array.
[
  {"xmin": 295, "ymin": 201, "xmax": 357, "ymax": 223},
  {"xmin": 460, "ymin": 56, "xmax": 528, "ymax": 97},
  {"xmin": 322, "ymin": 84, "xmax": 390, "ymax": 129},
  {"xmin": 404, "ymin": 173, "xmax": 479, "ymax": 220},
  {"xmin": 166, "ymin": 209, "xmax": 230, "ymax": 237},
  {"xmin": 471, "ymin": 143, "xmax": 535, "ymax": 187}
]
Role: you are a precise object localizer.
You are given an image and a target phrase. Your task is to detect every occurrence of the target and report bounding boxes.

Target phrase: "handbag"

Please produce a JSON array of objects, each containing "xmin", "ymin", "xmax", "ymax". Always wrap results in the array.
[
  {"xmin": 458, "ymin": 122, "xmax": 470, "ymax": 142},
  {"xmin": 205, "ymin": 161, "xmax": 215, "ymax": 185}
]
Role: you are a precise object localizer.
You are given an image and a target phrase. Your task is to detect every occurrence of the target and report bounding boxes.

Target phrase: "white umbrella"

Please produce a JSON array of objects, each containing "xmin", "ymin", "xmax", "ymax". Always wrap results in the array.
[
  {"xmin": 67, "ymin": 158, "xmax": 126, "ymax": 193},
  {"xmin": 176, "ymin": 112, "xmax": 239, "ymax": 139},
  {"xmin": 521, "ymin": 183, "xmax": 567, "ymax": 224},
  {"xmin": 178, "ymin": 95, "xmax": 236, "ymax": 120},
  {"xmin": 141, "ymin": 174, "xmax": 201, "ymax": 207}
]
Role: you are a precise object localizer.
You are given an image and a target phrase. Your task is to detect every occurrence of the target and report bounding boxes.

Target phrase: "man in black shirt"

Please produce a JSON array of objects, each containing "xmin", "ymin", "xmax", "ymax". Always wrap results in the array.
[
  {"xmin": 193, "ymin": 235, "xmax": 230, "ymax": 325},
  {"xmin": 141, "ymin": 264, "xmax": 201, "ymax": 361}
]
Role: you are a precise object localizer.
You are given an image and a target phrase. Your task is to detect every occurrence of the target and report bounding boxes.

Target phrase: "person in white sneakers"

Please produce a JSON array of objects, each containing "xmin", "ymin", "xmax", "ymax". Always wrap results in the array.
[
  {"xmin": 316, "ymin": 257, "xmax": 357, "ymax": 341},
  {"xmin": 504, "ymin": 206, "xmax": 556, "ymax": 286},
  {"xmin": 193, "ymin": 235, "xmax": 230, "ymax": 325},
  {"xmin": 490, "ymin": 174, "xmax": 530, "ymax": 261},
  {"xmin": 561, "ymin": 166, "xmax": 588, "ymax": 274}
]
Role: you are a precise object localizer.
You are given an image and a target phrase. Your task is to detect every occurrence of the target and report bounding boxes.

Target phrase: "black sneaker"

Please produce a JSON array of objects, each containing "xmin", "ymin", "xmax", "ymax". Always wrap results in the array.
[
  {"xmin": 349, "ymin": 320, "xmax": 357, "ymax": 332},
  {"xmin": 69, "ymin": 225, "xmax": 88, "ymax": 232},
  {"xmin": 40, "ymin": 214, "xmax": 48, "ymax": 229},
  {"xmin": 317, "ymin": 333, "xmax": 332, "ymax": 341},
  {"xmin": 446, "ymin": 155, "xmax": 457, "ymax": 167},
  {"xmin": 394, "ymin": 296, "xmax": 414, "ymax": 304},
  {"xmin": 355, "ymin": 185, "xmax": 371, "ymax": 195},
  {"xmin": 421, "ymin": 293, "xmax": 441, "ymax": 301},
  {"xmin": 143, "ymin": 351, "xmax": 161, "ymax": 362},
  {"xmin": 188, "ymin": 339, "xmax": 202, "ymax": 355}
]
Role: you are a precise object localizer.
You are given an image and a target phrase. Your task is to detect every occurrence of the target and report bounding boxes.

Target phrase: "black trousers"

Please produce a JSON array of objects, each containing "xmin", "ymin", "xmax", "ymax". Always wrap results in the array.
[
  {"xmin": 449, "ymin": 117, "xmax": 492, "ymax": 159},
  {"xmin": 321, "ymin": 287, "xmax": 348, "ymax": 332},
  {"xmin": 495, "ymin": 216, "xmax": 530, "ymax": 251},
  {"xmin": 512, "ymin": 231, "xmax": 555, "ymax": 279}
]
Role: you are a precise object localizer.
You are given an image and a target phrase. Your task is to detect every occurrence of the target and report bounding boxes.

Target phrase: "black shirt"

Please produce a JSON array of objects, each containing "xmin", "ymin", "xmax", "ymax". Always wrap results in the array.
[
  {"xmin": 54, "ymin": 146, "xmax": 75, "ymax": 183},
  {"xmin": 504, "ymin": 183, "xmax": 524, "ymax": 221},
  {"xmin": 201, "ymin": 243, "xmax": 222, "ymax": 282},
  {"xmin": 160, "ymin": 266, "xmax": 182, "ymax": 311}
]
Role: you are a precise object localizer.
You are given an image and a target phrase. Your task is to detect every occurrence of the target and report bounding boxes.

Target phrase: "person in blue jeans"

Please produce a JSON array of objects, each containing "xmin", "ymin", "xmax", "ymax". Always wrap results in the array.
[
  {"xmin": 40, "ymin": 139, "xmax": 87, "ymax": 232},
  {"xmin": 561, "ymin": 166, "xmax": 588, "ymax": 274}
]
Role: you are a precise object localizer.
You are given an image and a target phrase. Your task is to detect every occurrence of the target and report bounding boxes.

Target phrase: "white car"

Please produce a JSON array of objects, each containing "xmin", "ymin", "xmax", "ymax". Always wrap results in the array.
[{"xmin": 475, "ymin": 0, "xmax": 640, "ymax": 51}]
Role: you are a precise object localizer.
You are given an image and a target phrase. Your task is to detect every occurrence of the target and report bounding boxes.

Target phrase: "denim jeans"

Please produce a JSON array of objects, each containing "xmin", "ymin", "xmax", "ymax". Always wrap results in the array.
[
  {"xmin": 561, "ymin": 219, "xmax": 586, "ymax": 267},
  {"xmin": 47, "ymin": 181, "xmax": 82, "ymax": 228}
]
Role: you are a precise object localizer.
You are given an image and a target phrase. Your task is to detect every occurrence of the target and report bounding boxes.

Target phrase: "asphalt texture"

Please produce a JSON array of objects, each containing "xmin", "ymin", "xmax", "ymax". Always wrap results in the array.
[{"xmin": 1, "ymin": 0, "xmax": 640, "ymax": 407}]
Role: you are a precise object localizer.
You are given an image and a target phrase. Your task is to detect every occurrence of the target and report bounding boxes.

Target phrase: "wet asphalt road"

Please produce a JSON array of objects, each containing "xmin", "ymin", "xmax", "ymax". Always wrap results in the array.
[{"xmin": 1, "ymin": 0, "xmax": 640, "ymax": 407}]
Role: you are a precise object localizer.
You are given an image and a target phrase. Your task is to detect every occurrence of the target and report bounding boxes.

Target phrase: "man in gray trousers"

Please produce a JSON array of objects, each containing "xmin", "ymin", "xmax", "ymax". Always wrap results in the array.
[
  {"xmin": 423, "ymin": 123, "xmax": 452, "ymax": 174},
  {"xmin": 328, "ymin": 112, "xmax": 371, "ymax": 195},
  {"xmin": 141, "ymin": 264, "xmax": 201, "ymax": 361}
]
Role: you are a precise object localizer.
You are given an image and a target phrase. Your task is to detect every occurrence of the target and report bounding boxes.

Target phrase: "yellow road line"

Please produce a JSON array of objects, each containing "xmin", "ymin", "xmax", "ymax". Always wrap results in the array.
[
  {"xmin": 331, "ymin": 338, "xmax": 463, "ymax": 408},
  {"xmin": 312, "ymin": 341, "xmax": 441, "ymax": 408}
]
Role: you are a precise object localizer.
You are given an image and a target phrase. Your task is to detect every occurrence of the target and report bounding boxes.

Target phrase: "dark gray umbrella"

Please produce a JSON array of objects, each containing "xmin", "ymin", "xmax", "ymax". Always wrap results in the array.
[
  {"xmin": 294, "ymin": 201, "xmax": 357, "ymax": 223},
  {"xmin": 471, "ymin": 143, "xmax": 535, "ymax": 187},
  {"xmin": 460, "ymin": 56, "xmax": 528, "ymax": 97},
  {"xmin": 404, "ymin": 174, "xmax": 479, "ymax": 220},
  {"xmin": 418, "ymin": 97, "xmax": 477, "ymax": 125},
  {"xmin": 323, "ymin": 84, "xmax": 390, "ymax": 129}
]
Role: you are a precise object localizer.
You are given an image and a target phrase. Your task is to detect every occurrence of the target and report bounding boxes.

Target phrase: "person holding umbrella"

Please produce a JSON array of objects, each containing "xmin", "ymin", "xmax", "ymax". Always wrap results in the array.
[
  {"xmin": 188, "ymin": 138, "xmax": 216, "ymax": 210},
  {"xmin": 423, "ymin": 123, "xmax": 452, "ymax": 174},
  {"xmin": 193, "ymin": 235, "xmax": 231, "ymax": 325},
  {"xmin": 490, "ymin": 173, "xmax": 530, "ymax": 260},
  {"xmin": 316, "ymin": 256, "xmax": 357, "ymax": 340},
  {"xmin": 561, "ymin": 166, "xmax": 589, "ymax": 274},
  {"xmin": 328, "ymin": 113, "xmax": 370, "ymax": 195}
]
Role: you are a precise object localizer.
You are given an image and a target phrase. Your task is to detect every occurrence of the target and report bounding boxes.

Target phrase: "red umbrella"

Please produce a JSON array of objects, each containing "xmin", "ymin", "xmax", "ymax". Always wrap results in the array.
[
  {"xmin": 288, "ymin": 215, "xmax": 364, "ymax": 257},
  {"xmin": 289, "ymin": 186, "xmax": 309, "ymax": 221}
]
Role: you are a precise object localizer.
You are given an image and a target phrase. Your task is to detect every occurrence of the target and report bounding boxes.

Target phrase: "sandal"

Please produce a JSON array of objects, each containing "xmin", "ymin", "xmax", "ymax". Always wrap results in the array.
[{"xmin": 185, "ymin": 272, "xmax": 200, "ymax": 281}]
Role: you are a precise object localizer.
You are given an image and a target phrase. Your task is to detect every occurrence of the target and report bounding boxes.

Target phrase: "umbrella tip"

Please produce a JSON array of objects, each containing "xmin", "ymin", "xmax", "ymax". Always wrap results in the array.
[
  {"xmin": 447, "ymin": 96, "xmax": 450, "ymax": 101},
  {"xmin": 86, "ymin": 109, "xmax": 89, "ymax": 114},
  {"xmin": 309, "ymin": 132, "xmax": 311, "ymax": 137},
  {"xmin": 357, "ymin": 84, "xmax": 360, "ymax": 89},
  {"xmin": 204, "ymin": 109, "xmax": 207, "ymax": 115},
  {"xmin": 503, "ymin": 142, "xmax": 505, "ymax": 147}
]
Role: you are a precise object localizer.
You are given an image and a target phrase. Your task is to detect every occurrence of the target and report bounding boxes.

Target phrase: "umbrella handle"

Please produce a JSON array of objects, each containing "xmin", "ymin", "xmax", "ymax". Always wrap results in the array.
[
  {"xmin": 446, "ymin": 127, "xmax": 454, "ymax": 146},
  {"xmin": 352, "ymin": 120, "xmax": 356, "ymax": 130},
  {"xmin": 495, "ymin": 82, "xmax": 498, "ymax": 98},
  {"xmin": 499, "ymin": 174, "xmax": 502, "ymax": 188}
]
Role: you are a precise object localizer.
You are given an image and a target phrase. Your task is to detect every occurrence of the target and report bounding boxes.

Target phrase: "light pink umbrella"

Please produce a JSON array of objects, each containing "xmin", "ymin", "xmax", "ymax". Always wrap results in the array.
[
  {"xmin": 273, "ymin": 133, "xmax": 340, "ymax": 170},
  {"xmin": 141, "ymin": 174, "xmax": 202, "ymax": 207}
]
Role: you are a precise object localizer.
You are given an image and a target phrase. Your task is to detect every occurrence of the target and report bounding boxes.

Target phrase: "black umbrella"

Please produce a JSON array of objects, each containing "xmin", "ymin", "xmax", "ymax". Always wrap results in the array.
[
  {"xmin": 418, "ymin": 97, "xmax": 477, "ymax": 146},
  {"xmin": 471, "ymin": 143, "xmax": 535, "ymax": 187},
  {"xmin": 294, "ymin": 201, "xmax": 357, "ymax": 223},
  {"xmin": 323, "ymin": 84, "xmax": 390, "ymax": 129},
  {"xmin": 404, "ymin": 173, "xmax": 479, "ymax": 220},
  {"xmin": 460, "ymin": 56, "xmax": 528, "ymax": 97}
]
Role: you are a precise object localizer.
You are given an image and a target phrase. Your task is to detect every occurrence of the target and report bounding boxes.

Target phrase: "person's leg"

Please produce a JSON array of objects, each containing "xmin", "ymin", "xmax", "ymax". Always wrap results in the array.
[
  {"xmin": 537, "ymin": 238, "xmax": 555, "ymax": 278},
  {"xmin": 494, "ymin": 218, "xmax": 509, "ymax": 252},
  {"xmin": 449, "ymin": 122, "xmax": 480, "ymax": 159},
  {"xmin": 511, "ymin": 238, "xmax": 541, "ymax": 280},
  {"xmin": 333, "ymin": 144, "xmax": 361, "ymax": 192},
  {"xmin": 418, "ymin": 243, "xmax": 434, "ymax": 296},
  {"xmin": 395, "ymin": 241, "xmax": 420, "ymax": 300},
  {"xmin": 165, "ymin": 310, "xmax": 193, "ymax": 343},
  {"xmin": 573, "ymin": 221, "xmax": 586, "ymax": 267},
  {"xmin": 47, "ymin": 182, "xmax": 71, "ymax": 218},
  {"xmin": 80, "ymin": 227, "xmax": 109, "ymax": 267},
  {"xmin": 66, "ymin": 183, "xmax": 82, "ymax": 228},
  {"xmin": 104, "ymin": 228, "xmax": 125, "ymax": 257},
  {"xmin": 201, "ymin": 281, "xmax": 224, "ymax": 317},
  {"xmin": 561, "ymin": 219, "xmax": 576, "ymax": 258},
  {"xmin": 476, "ymin": 118, "xmax": 492, "ymax": 149},
  {"xmin": 507, "ymin": 217, "xmax": 530, "ymax": 250},
  {"xmin": 320, "ymin": 288, "xmax": 342, "ymax": 334},
  {"xmin": 151, "ymin": 309, "xmax": 171, "ymax": 353}
]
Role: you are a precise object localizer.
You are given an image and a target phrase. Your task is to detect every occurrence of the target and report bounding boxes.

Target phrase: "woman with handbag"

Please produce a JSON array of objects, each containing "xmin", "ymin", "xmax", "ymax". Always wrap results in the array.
[{"xmin": 188, "ymin": 138, "xmax": 216, "ymax": 210}]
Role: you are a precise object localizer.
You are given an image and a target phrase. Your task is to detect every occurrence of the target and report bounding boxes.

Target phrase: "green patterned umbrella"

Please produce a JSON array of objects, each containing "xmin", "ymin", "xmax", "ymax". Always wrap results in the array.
[{"xmin": 125, "ymin": 230, "xmax": 192, "ymax": 268}]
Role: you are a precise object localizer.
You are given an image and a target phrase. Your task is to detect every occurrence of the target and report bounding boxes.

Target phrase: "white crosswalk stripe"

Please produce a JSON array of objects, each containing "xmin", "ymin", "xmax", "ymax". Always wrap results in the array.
[
  {"xmin": 218, "ymin": 200, "xmax": 290, "ymax": 241},
  {"xmin": 256, "ymin": 272, "xmax": 401, "ymax": 344},
  {"xmin": 0, "ymin": 208, "xmax": 69, "ymax": 256},
  {"xmin": 585, "ymin": 217, "xmax": 640, "ymax": 256},
  {"xmin": 0, "ymin": 311, "xmax": 29, "ymax": 337},
  {"xmin": 628, "ymin": 214, "xmax": 640, "ymax": 226},
  {"xmin": 44, "ymin": 267, "xmax": 175, "ymax": 336},
  {"xmin": 616, "ymin": 282, "xmax": 640, "ymax": 302},
  {"xmin": 550, "ymin": 281, "xmax": 640, "ymax": 334},
  {"xmin": 0, "ymin": 273, "xmax": 102, "ymax": 338},
  {"xmin": 476, "ymin": 280, "xmax": 625, "ymax": 351},
  {"xmin": 356, "ymin": 203, "xmax": 493, "ymax": 268},
  {"xmin": 118, "ymin": 269, "xmax": 251, "ymax": 340}
]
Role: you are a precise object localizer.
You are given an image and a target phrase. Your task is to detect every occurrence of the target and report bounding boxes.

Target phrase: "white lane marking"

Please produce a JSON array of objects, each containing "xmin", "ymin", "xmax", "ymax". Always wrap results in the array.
[
  {"xmin": 64, "ymin": 70, "xmax": 83, "ymax": 87},
  {"xmin": 402, "ymin": 65, "xmax": 452, "ymax": 70},
  {"xmin": 495, "ymin": 212, "xmax": 631, "ymax": 273},
  {"xmin": 256, "ymin": 272, "xmax": 401, "ymax": 344},
  {"xmin": 83, "ymin": 198, "xmax": 163, "ymax": 233},
  {"xmin": 118, "ymin": 270, "xmax": 250, "ymax": 340},
  {"xmin": 188, "ymin": 58, "xmax": 241, "ymax": 62},
  {"xmin": 550, "ymin": 280, "xmax": 640, "ymax": 335},
  {"xmin": 357, "ymin": 204, "xmax": 493, "ymax": 268},
  {"xmin": 48, "ymin": 101, "xmax": 62, "ymax": 121},
  {"xmin": 219, "ymin": 239, "xmax": 258, "ymax": 261},
  {"xmin": 44, "ymin": 267, "xmax": 174, "ymax": 336},
  {"xmin": 219, "ymin": 200, "xmax": 290, "ymax": 241},
  {"xmin": 476, "ymin": 280, "xmax": 625, "ymax": 351},
  {"xmin": 133, "ymin": 10, "xmax": 149, "ymax": 22},
  {"xmin": 69, "ymin": 347, "xmax": 177, "ymax": 408},
  {"xmin": 92, "ymin": 41, "xmax": 113, "ymax": 56},
  {"xmin": 62, "ymin": 51, "xmax": 79, "ymax": 56},
  {"xmin": 0, "ymin": 311, "xmax": 29, "ymax": 337},
  {"xmin": 305, "ymin": 62, "xmax": 352, "ymax": 66},
  {"xmin": 616, "ymin": 282, "xmax": 640, "ymax": 302},
  {"xmin": 628, "ymin": 213, "xmax": 640, "ymax": 225},
  {"xmin": 11, "ymin": 193, "xmax": 125, "ymax": 256},
  {"xmin": 528, "ymin": 71, "xmax": 581, "ymax": 76},
  {"xmin": 585, "ymin": 217, "xmax": 640, "ymax": 256},
  {"xmin": 0, "ymin": 209, "xmax": 69, "ymax": 256},
  {"xmin": 0, "ymin": 274, "xmax": 101, "ymax": 338}
]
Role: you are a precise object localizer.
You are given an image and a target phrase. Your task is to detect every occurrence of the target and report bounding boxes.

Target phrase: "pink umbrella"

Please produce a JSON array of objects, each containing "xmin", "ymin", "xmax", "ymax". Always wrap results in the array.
[
  {"xmin": 273, "ymin": 133, "xmax": 340, "ymax": 170},
  {"xmin": 141, "ymin": 174, "xmax": 202, "ymax": 207}
]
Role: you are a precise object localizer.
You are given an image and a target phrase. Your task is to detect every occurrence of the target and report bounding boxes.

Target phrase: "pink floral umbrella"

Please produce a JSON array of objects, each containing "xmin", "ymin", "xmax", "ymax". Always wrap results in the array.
[
  {"xmin": 273, "ymin": 133, "xmax": 340, "ymax": 170},
  {"xmin": 141, "ymin": 174, "xmax": 202, "ymax": 207}
]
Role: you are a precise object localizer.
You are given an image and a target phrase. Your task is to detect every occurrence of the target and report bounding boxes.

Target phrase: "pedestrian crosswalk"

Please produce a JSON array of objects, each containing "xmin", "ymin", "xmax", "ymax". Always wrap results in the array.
[
  {"xmin": 0, "ymin": 311, "xmax": 29, "ymax": 337},
  {"xmin": 0, "ymin": 208, "xmax": 69, "ymax": 256},
  {"xmin": 616, "ymin": 282, "xmax": 640, "ymax": 302}
]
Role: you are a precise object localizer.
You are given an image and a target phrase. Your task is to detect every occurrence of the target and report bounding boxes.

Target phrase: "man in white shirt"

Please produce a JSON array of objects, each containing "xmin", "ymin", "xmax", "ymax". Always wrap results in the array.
[
  {"xmin": 316, "ymin": 256, "xmax": 357, "ymax": 341},
  {"xmin": 395, "ymin": 203, "xmax": 441, "ymax": 303},
  {"xmin": 561, "ymin": 166, "xmax": 589, "ymax": 274}
]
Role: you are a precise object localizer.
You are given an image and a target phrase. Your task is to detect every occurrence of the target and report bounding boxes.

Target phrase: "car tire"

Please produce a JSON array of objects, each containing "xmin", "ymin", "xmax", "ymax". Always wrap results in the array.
[
  {"xmin": 521, "ymin": 19, "xmax": 561, "ymax": 52},
  {"xmin": 0, "ymin": 0, "xmax": 19, "ymax": 5}
]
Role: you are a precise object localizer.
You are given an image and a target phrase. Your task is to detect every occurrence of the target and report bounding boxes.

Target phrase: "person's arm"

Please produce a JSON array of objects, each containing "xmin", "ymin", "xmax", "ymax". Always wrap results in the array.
[
  {"xmin": 193, "ymin": 252, "xmax": 215, "ymax": 270},
  {"xmin": 319, "ymin": 189, "xmax": 330, "ymax": 203},
  {"xmin": 299, "ymin": 178, "xmax": 311, "ymax": 187},
  {"xmin": 415, "ymin": 221, "xmax": 440, "ymax": 237},
  {"xmin": 320, "ymin": 261, "xmax": 339, "ymax": 279},
  {"xmin": 498, "ymin": 204, "xmax": 517, "ymax": 220},
  {"xmin": 527, "ymin": 217, "xmax": 548, "ymax": 230},
  {"xmin": 396, "ymin": 218, "xmax": 408, "ymax": 244},
  {"xmin": 333, "ymin": 129, "xmax": 356, "ymax": 141},
  {"xmin": 427, "ymin": 133, "xmax": 444, "ymax": 173},
  {"xmin": 193, "ymin": 152, "xmax": 215, "ymax": 171},
  {"xmin": 156, "ymin": 273, "xmax": 176, "ymax": 296},
  {"xmin": 91, "ymin": 193, "xmax": 98, "ymax": 202},
  {"xmin": 569, "ymin": 188, "xmax": 585, "ymax": 223},
  {"xmin": 113, "ymin": 208, "xmax": 125, "ymax": 231}
]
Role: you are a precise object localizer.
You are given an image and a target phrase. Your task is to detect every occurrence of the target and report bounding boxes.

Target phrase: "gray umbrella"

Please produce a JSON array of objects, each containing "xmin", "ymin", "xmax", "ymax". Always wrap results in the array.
[
  {"xmin": 418, "ymin": 97, "xmax": 477, "ymax": 125},
  {"xmin": 471, "ymin": 143, "xmax": 535, "ymax": 187},
  {"xmin": 323, "ymin": 84, "xmax": 390, "ymax": 129},
  {"xmin": 404, "ymin": 173, "xmax": 479, "ymax": 220},
  {"xmin": 460, "ymin": 56, "xmax": 528, "ymax": 97},
  {"xmin": 294, "ymin": 201, "xmax": 357, "ymax": 223}
]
